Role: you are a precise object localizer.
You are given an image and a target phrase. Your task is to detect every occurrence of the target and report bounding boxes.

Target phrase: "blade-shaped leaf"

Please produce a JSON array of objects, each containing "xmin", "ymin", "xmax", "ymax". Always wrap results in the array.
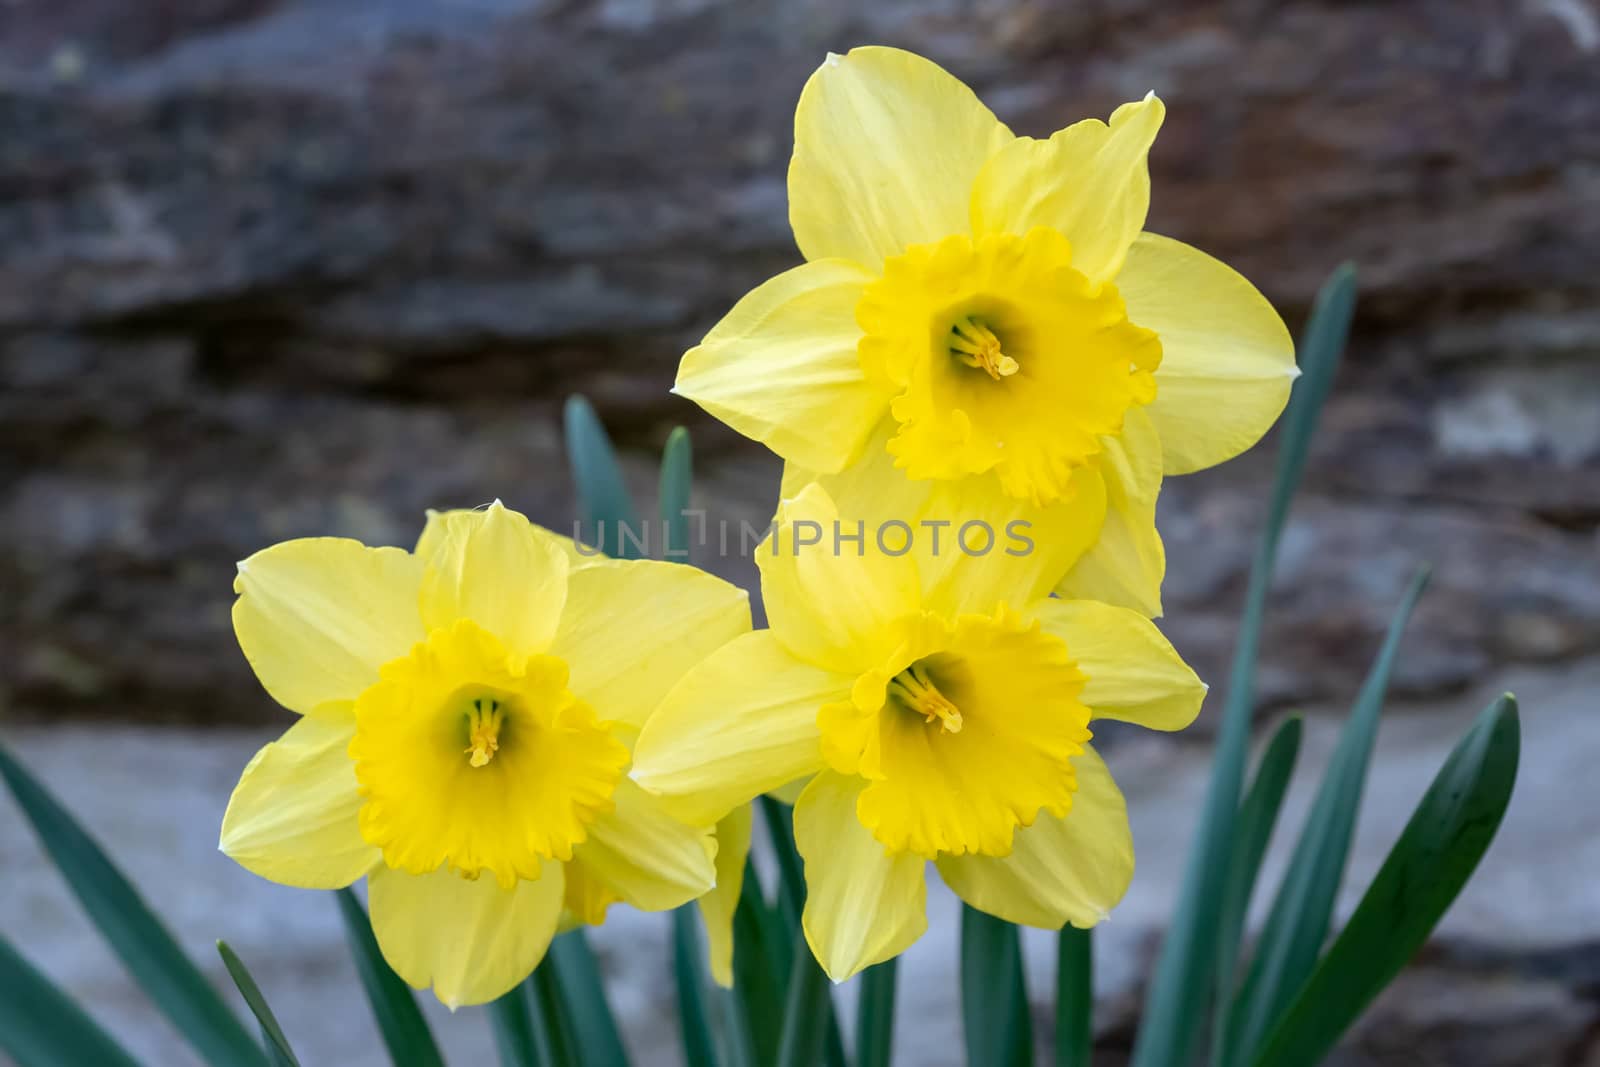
[
  {"xmin": 774, "ymin": 930, "xmax": 832, "ymax": 1067},
  {"xmin": 217, "ymin": 941, "xmax": 300, "ymax": 1067},
  {"xmin": 527, "ymin": 965, "xmax": 577, "ymax": 1066},
  {"xmin": 731, "ymin": 857, "xmax": 787, "ymax": 1067},
  {"xmin": 1211, "ymin": 714, "xmax": 1304, "ymax": 1060},
  {"xmin": 1222, "ymin": 569, "xmax": 1429, "ymax": 1064},
  {"xmin": 0, "ymin": 934, "xmax": 144, "ymax": 1067},
  {"xmin": 758, "ymin": 796, "xmax": 847, "ymax": 1067},
  {"xmin": 545, "ymin": 931, "xmax": 630, "ymax": 1067},
  {"xmin": 335, "ymin": 888, "xmax": 444, "ymax": 1067},
  {"xmin": 489, "ymin": 982, "xmax": 546, "ymax": 1067},
  {"xmin": 1252, "ymin": 695, "xmax": 1520, "ymax": 1067},
  {"xmin": 856, "ymin": 957, "xmax": 899, "ymax": 1067},
  {"xmin": 961, "ymin": 905, "xmax": 1032, "ymax": 1067},
  {"xmin": 564, "ymin": 394, "xmax": 641, "ymax": 555},
  {"xmin": 660, "ymin": 425, "xmax": 693, "ymax": 561},
  {"xmin": 1055, "ymin": 927, "xmax": 1092, "ymax": 1067},
  {"xmin": 0, "ymin": 744, "xmax": 269, "ymax": 1067},
  {"xmin": 1130, "ymin": 263, "xmax": 1357, "ymax": 1067},
  {"xmin": 672, "ymin": 907, "xmax": 719, "ymax": 1067}
]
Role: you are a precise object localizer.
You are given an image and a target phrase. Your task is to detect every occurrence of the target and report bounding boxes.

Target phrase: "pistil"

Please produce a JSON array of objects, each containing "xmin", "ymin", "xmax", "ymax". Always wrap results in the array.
[
  {"xmin": 950, "ymin": 315, "xmax": 1019, "ymax": 380},
  {"xmin": 464, "ymin": 698, "xmax": 505, "ymax": 767},
  {"xmin": 886, "ymin": 661, "xmax": 963, "ymax": 733}
]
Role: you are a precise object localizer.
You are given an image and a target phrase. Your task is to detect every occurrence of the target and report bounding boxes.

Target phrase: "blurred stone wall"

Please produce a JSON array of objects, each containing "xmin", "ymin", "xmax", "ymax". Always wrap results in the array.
[{"xmin": 2, "ymin": 0, "xmax": 1598, "ymax": 725}]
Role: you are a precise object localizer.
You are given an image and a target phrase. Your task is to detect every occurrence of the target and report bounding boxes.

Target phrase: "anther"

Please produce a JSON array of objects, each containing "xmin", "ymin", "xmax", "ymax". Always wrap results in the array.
[{"xmin": 950, "ymin": 315, "xmax": 1019, "ymax": 381}]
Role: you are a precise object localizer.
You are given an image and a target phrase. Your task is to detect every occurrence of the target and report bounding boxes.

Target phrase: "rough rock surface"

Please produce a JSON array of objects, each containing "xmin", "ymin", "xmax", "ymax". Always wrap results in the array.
[
  {"xmin": 3, "ymin": 0, "xmax": 1599, "ymax": 726},
  {"xmin": 4, "ymin": 662, "xmax": 1596, "ymax": 1065}
]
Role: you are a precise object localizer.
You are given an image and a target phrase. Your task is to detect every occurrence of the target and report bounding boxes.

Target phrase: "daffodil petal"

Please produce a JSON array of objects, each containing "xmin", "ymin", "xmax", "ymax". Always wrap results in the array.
[
  {"xmin": 550, "ymin": 558, "xmax": 750, "ymax": 732},
  {"xmin": 795, "ymin": 771, "xmax": 928, "ymax": 982},
  {"xmin": 801, "ymin": 420, "xmax": 1109, "ymax": 618},
  {"xmin": 970, "ymin": 94, "xmax": 1164, "ymax": 284},
  {"xmin": 1054, "ymin": 407, "xmax": 1166, "ymax": 617},
  {"xmin": 760, "ymin": 483, "xmax": 922, "ymax": 673},
  {"xmin": 698, "ymin": 805, "xmax": 753, "ymax": 988},
  {"xmin": 935, "ymin": 745, "xmax": 1132, "ymax": 928},
  {"xmin": 418, "ymin": 502, "xmax": 569, "ymax": 657},
  {"xmin": 233, "ymin": 538, "xmax": 425, "ymax": 715},
  {"xmin": 790, "ymin": 46, "xmax": 1013, "ymax": 269},
  {"xmin": 1031, "ymin": 599, "xmax": 1205, "ymax": 731},
  {"xmin": 568, "ymin": 779, "xmax": 717, "ymax": 915},
  {"xmin": 368, "ymin": 859, "xmax": 565, "ymax": 1008},
  {"xmin": 1118, "ymin": 232, "xmax": 1297, "ymax": 475},
  {"xmin": 417, "ymin": 508, "xmax": 596, "ymax": 567},
  {"xmin": 915, "ymin": 464, "xmax": 1108, "ymax": 618},
  {"xmin": 632, "ymin": 631, "xmax": 849, "ymax": 826},
  {"xmin": 219, "ymin": 707, "xmax": 376, "ymax": 889},
  {"xmin": 676, "ymin": 259, "xmax": 887, "ymax": 473}
]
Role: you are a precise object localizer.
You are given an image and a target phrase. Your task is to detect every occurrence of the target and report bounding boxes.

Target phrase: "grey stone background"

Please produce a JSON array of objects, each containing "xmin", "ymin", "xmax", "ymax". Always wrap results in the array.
[{"xmin": 2, "ymin": 0, "xmax": 1598, "ymax": 1063}]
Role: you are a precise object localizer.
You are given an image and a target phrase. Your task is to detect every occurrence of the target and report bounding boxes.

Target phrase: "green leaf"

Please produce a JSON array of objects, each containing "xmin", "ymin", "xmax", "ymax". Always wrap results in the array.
[
  {"xmin": 757, "ymin": 796, "xmax": 847, "ymax": 1067},
  {"xmin": 856, "ymin": 958, "xmax": 899, "ymax": 1067},
  {"xmin": 961, "ymin": 905, "xmax": 1032, "ymax": 1067},
  {"xmin": 0, "ymin": 744, "xmax": 269, "ymax": 1067},
  {"xmin": 1130, "ymin": 263, "xmax": 1357, "ymax": 1067},
  {"xmin": 660, "ymin": 425, "xmax": 694, "ymax": 561},
  {"xmin": 489, "ymin": 982, "xmax": 546, "ymax": 1067},
  {"xmin": 0, "ymin": 934, "xmax": 144, "ymax": 1067},
  {"xmin": 1211, "ymin": 714, "xmax": 1304, "ymax": 1060},
  {"xmin": 527, "ymin": 965, "xmax": 578, "ymax": 1066},
  {"xmin": 774, "ymin": 930, "xmax": 832, "ymax": 1067},
  {"xmin": 564, "ymin": 394, "xmax": 641, "ymax": 555},
  {"xmin": 334, "ymin": 889, "xmax": 444, "ymax": 1067},
  {"xmin": 217, "ymin": 941, "xmax": 300, "ymax": 1067},
  {"xmin": 1055, "ymin": 927, "xmax": 1092, "ymax": 1067},
  {"xmin": 731, "ymin": 857, "xmax": 787, "ymax": 1067},
  {"xmin": 545, "ymin": 931, "xmax": 630, "ymax": 1067},
  {"xmin": 1222, "ymin": 568, "xmax": 1429, "ymax": 1064},
  {"xmin": 672, "ymin": 907, "xmax": 719, "ymax": 1067},
  {"xmin": 1252, "ymin": 695, "xmax": 1520, "ymax": 1067}
]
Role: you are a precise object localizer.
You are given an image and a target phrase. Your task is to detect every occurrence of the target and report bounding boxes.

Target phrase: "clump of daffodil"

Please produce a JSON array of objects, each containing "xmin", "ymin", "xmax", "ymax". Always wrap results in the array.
[
  {"xmin": 631, "ymin": 484, "xmax": 1206, "ymax": 981},
  {"xmin": 218, "ymin": 502, "xmax": 749, "ymax": 1007},
  {"xmin": 675, "ymin": 46, "xmax": 1296, "ymax": 616}
]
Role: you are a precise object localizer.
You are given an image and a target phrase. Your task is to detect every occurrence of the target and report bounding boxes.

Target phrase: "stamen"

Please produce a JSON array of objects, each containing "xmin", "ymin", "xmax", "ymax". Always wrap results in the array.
[
  {"xmin": 950, "ymin": 315, "xmax": 1019, "ymax": 380},
  {"xmin": 886, "ymin": 661, "xmax": 963, "ymax": 733},
  {"xmin": 464, "ymin": 697, "xmax": 504, "ymax": 767}
]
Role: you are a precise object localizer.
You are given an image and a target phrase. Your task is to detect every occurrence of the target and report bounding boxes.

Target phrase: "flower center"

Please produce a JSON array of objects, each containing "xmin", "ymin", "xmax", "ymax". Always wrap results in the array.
[
  {"xmin": 886, "ymin": 659, "xmax": 963, "ymax": 733},
  {"xmin": 463, "ymin": 696, "xmax": 505, "ymax": 767},
  {"xmin": 350, "ymin": 619, "xmax": 628, "ymax": 887},
  {"xmin": 855, "ymin": 228, "xmax": 1163, "ymax": 504},
  {"xmin": 948, "ymin": 315, "xmax": 1018, "ymax": 380}
]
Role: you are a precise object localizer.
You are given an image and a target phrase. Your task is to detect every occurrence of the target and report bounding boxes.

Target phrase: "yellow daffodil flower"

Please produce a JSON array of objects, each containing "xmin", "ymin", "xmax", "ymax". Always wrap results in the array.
[
  {"xmin": 675, "ymin": 46, "xmax": 1296, "ymax": 617},
  {"xmin": 219, "ymin": 502, "xmax": 750, "ymax": 1006},
  {"xmin": 631, "ymin": 484, "xmax": 1206, "ymax": 981}
]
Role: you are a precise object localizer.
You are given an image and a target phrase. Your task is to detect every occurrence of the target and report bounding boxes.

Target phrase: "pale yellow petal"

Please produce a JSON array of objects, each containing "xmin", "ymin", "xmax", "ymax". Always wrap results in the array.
[
  {"xmin": 1054, "ymin": 408, "xmax": 1166, "ymax": 617},
  {"xmin": 632, "ymin": 631, "xmax": 849, "ymax": 826},
  {"xmin": 550, "ymin": 558, "xmax": 750, "ymax": 731},
  {"xmin": 760, "ymin": 482, "xmax": 922, "ymax": 673},
  {"xmin": 801, "ymin": 420, "xmax": 1109, "ymax": 619},
  {"xmin": 1118, "ymin": 233, "xmax": 1297, "ymax": 475},
  {"xmin": 219, "ymin": 708, "xmax": 376, "ymax": 889},
  {"xmin": 417, "ymin": 508, "xmax": 596, "ymax": 567},
  {"xmin": 1031, "ymin": 599, "xmax": 1205, "ymax": 731},
  {"xmin": 914, "ymin": 464, "xmax": 1108, "ymax": 619},
  {"xmin": 795, "ymin": 771, "xmax": 927, "ymax": 982},
  {"xmin": 790, "ymin": 46, "xmax": 1013, "ymax": 269},
  {"xmin": 568, "ymin": 779, "xmax": 716, "ymax": 914},
  {"xmin": 698, "ymin": 805, "xmax": 753, "ymax": 988},
  {"xmin": 418, "ymin": 502, "xmax": 569, "ymax": 657},
  {"xmin": 676, "ymin": 259, "xmax": 887, "ymax": 472},
  {"xmin": 368, "ymin": 860, "xmax": 565, "ymax": 1008},
  {"xmin": 971, "ymin": 94, "xmax": 1164, "ymax": 284},
  {"xmin": 936, "ymin": 745, "xmax": 1132, "ymax": 928},
  {"xmin": 233, "ymin": 538, "xmax": 424, "ymax": 715}
]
